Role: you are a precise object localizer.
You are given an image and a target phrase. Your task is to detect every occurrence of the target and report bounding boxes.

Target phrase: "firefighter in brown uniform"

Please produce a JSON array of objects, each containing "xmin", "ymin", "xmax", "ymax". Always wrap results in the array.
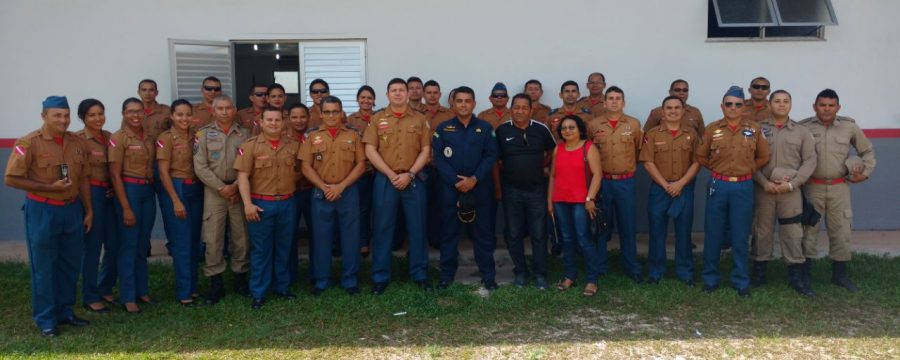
[
  {"xmin": 477, "ymin": 82, "xmax": 512, "ymax": 129},
  {"xmin": 286, "ymin": 102, "xmax": 314, "ymax": 284},
  {"xmin": 549, "ymin": 81, "xmax": 594, "ymax": 142},
  {"xmin": 137, "ymin": 79, "xmax": 171, "ymax": 141},
  {"xmin": 192, "ymin": 76, "xmax": 225, "ymax": 132},
  {"xmin": 193, "ymin": 95, "xmax": 251, "ymax": 304},
  {"xmin": 407, "ymin": 76, "xmax": 427, "ymax": 113},
  {"xmin": 750, "ymin": 90, "xmax": 817, "ymax": 296},
  {"xmin": 799, "ymin": 89, "xmax": 875, "ymax": 292},
  {"xmin": 347, "ymin": 85, "xmax": 377, "ymax": 255},
  {"xmin": 307, "ymin": 79, "xmax": 330, "ymax": 129},
  {"xmin": 421, "ymin": 80, "xmax": 455, "ymax": 129},
  {"xmin": 586, "ymin": 86, "xmax": 643, "ymax": 281},
  {"xmin": 576, "ymin": 72, "xmax": 607, "ymax": 116},
  {"xmin": 5, "ymin": 96, "xmax": 93, "ymax": 337},
  {"xmin": 525, "ymin": 79, "xmax": 551, "ymax": 123},
  {"xmin": 643, "ymin": 79, "xmax": 705, "ymax": 136},
  {"xmin": 744, "ymin": 77, "xmax": 772, "ymax": 122},
  {"xmin": 237, "ymin": 83, "xmax": 268, "ymax": 131},
  {"xmin": 235, "ymin": 106, "xmax": 301, "ymax": 309},
  {"xmin": 695, "ymin": 86, "xmax": 770, "ymax": 297}
]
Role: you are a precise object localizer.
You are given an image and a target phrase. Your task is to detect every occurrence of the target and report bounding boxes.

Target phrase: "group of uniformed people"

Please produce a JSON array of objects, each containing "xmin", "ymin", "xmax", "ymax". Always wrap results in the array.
[{"xmin": 5, "ymin": 73, "xmax": 876, "ymax": 337}]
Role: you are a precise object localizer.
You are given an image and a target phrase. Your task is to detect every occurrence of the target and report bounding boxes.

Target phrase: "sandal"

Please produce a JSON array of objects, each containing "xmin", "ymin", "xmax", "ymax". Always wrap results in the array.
[
  {"xmin": 583, "ymin": 282, "xmax": 598, "ymax": 297},
  {"xmin": 556, "ymin": 278, "xmax": 575, "ymax": 291}
]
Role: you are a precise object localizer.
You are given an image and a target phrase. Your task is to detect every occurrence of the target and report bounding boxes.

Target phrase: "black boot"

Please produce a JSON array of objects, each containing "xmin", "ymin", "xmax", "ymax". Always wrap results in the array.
[
  {"xmin": 802, "ymin": 258, "xmax": 815, "ymax": 294},
  {"xmin": 750, "ymin": 261, "xmax": 768, "ymax": 287},
  {"xmin": 234, "ymin": 272, "xmax": 250, "ymax": 297},
  {"xmin": 205, "ymin": 274, "xmax": 225, "ymax": 305},
  {"xmin": 788, "ymin": 264, "xmax": 814, "ymax": 297},
  {"xmin": 831, "ymin": 261, "xmax": 859, "ymax": 292}
]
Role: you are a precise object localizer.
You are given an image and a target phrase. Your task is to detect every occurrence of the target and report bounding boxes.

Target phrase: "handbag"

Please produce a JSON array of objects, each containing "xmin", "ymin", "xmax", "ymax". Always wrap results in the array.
[{"xmin": 582, "ymin": 143, "xmax": 608, "ymax": 235}]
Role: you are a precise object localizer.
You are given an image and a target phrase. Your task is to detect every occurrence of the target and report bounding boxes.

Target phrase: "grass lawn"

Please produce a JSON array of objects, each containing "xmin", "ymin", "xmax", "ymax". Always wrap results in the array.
[{"xmin": 1, "ymin": 253, "xmax": 898, "ymax": 359}]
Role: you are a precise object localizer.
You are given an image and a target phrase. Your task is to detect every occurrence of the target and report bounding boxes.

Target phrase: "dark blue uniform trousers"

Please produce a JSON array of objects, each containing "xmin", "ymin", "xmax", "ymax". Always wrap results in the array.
[
  {"xmin": 82, "ymin": 184, "xmax": 116, "ymax": 304},
  {"xmin": 438, "ymin": 184, "xmax": 496, "ymax": 282},
  {"xmin": 115, "ymin": 181, "xmax": 156, "ymax": 303},
  {"xmin": 25, "ymin": 198, "xmax": 83, "ymax": 330},
  {"xmin": 597, "ymin": 177, "xmax": 641, "ymax": 276},
  {"xmin": 357, "ymin": 171, "xmax": 374, "ymax": 250},
  {"xmin": 311, "ymin": 185, "xmax": 361, "ymax": 289},
  {"xmin": 371, "ymin": 172, "xmax": 428, "ymax": 284},
  {"xmin": 291, "ymin": 188, "xmax": 312, "ymax": 284},
  {"xmin": 647, "ymin": 181, "xmax": 695, "ymax": 281},
  {"xmin": 158, "ymin": 179, "xmax": 203, "ymax": 301},
  {"xmin": 248, "ymin": 196, "xmax": 296, "ymax": 299},
  {"xmin": 702, "ymin": 178, "xmax": 753, "ymax": 289}
]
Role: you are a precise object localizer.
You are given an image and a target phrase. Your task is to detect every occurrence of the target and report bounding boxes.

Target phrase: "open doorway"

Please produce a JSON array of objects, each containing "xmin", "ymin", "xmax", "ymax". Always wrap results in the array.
[{"xmin": 233, "ymin": 42, "xmax": 300, "ymax": 110}]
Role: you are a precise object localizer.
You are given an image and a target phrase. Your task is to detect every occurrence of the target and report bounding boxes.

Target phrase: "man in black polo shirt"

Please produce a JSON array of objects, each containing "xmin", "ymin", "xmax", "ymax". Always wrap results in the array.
[{"xmin": 495, "ymin": 93, "xmax": 556, "ymax": 290}]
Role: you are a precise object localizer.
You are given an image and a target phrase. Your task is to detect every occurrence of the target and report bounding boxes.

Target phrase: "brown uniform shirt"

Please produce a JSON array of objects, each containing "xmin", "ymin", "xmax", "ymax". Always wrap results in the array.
[
  {"xmin": 286, "ymin": 128, "xmax": 313, "ymax": 190},
  {"xmin": 477, "ymin": 108, "xmax": 511, "ymax": 129},
  {"xmin": 743, "ymin": 99, "xmax": 771, "ymax": 122},
  {"xmin": 643, "ymin": 104, "xmax": 706, "ymax": 136},
  {"xmin": 233, "ymin": 135, "xmax": 299, "ymax": 196},
  {"xmin": 308, "ymin": 104, "xmax": 323, "ymax": 130},
  {"xmin": 588, "ymin": 113, "xmax": 643, "ymax": 174},
  {"xmin": 192, "ymin": 103, "xmax": 216, "ymax": 132},
  {"xmin": 5, "ymin": 128, "xmax": 90, "ymax": 201},
  {"xmin": 408, "ymin": 101, "xmax": 426, "ymax": 114},
  {"xmin": 422, "ymin": 105, "xmax": 455, "ymax": 130},
  {"xmin": 298, "ymin": 126, "xmax": 365, "ymax": 183},
  {"xmin": 108, "ymin": 126, "xmax": 155, "ymax": 179},
  {"xmin": 639, "ymin": 124, "xmax": 700, "ymax": 181},
  {"xmin": 143, "ymin": 102, "xmax": 171, "ymax": 142},
  {"xmin": 696, "ymin": 118, "xmax": 770, "ymax": 177},
  {"xmin": 362, "ymin": 107, "xmax": 432, "ymax": 172},
  {"xmin": 156, "ymin": 129, "xmax": 196, "ymax": 179},
  {"xmin": 799, "ymin": 116, "xmax": 876, "ymax": 180},
  {"xmin": 346, "ymin": 111, "xmax": 372, "ymax": 135},
  {"xmin": 236, "ymin": 107, "xmax": 262, "ymax": 130},
  {"xmin": 76, "ymin": 129, "xmax": 112, "ymax": 183},
  {"xmin": 532, "ymin": 103, "xmax": 551, "ymax": 124},
  {"xmin": 753, "ymin": 119, "xmax": 817, "ymax": 188},
  {"xmin": 193, "ymin": 121, "xmax": 250, "ymax": 190},
  {"xmin": 576, "ymin": 95, "xmax": 605, "ymax": 117}
]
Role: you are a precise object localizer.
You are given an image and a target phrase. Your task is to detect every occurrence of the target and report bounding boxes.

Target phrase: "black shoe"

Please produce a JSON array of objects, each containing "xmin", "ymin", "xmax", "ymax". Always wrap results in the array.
[
  {"xmin": 736, "ymin": 287, "xmax": 751, "ymax": 298},
  {"xmin": 205, "ymin": 274, "xmax": 225, "ymax": 305},
  {"xmin": 345, "ymin": 287, "xmax": 360, "ymax": 296},
  {"xmin": 831, "ymin": 260, "xmax": 859, "ymax": 292},
  {"xmin": 513, "ymin": 273, "xmax": 527, "ymax": 288},
  {"xmin": 482, "ymin": 279, "xmax": 499, "ymax": 290},
  {"xmin": 40, "ymin": 327, "xmax": 60, "ymax": 337},
  {"xmin": 275, "ymin": 291, "xmax": 297, "ymax": 300},
  {"xmin": 250, "ymin": 298, "xmax": 265, "ymax": 310},
  {"xmin": 646, "ymin": 277, "xmax": 661, "ymax": 285},
  {"xmin": 750, "ymin": 261, "xmax": 768, "ymax": 287},
  {"xmin": 702, "ymin": 284, "xmax": 718, "ymax": 294},
  {"xmin": 415, "ymin": 279, "xmax": 433, "ymax": 291},
  {"xmin": 721, "ymin": 241, "xmax": 732, "ymax": 250},
  {"xmin": 311, "ymin": 287, "xmax": 326, "ymax": 297},
  {"xmin": 628, "ymin": 274, "xmax": 643, "ymax": 284},
  {"xmin": 234, "ymin": 272, "xmax": 250, "ymax": 297},
  {"xmin": 437, "ymin": 280, "xmax": 452, "ymax": 290},
  {"xmin": 788, "ymin": 264, "xmax": 815, "ymax": 297},
  {"xmin": 82, "ymin": 303, "xmax": 110, "ymax": 314},
  {"xmin": 372, "ymin": 282, "xmax": 388, "ymax": 295},
  {"xmin": 680, "ymin": 279, "xmax": 696, "ymax": 287},
  {"xmin": 59, "ymin": 315, "xmax": 90, "ymax": 327}
]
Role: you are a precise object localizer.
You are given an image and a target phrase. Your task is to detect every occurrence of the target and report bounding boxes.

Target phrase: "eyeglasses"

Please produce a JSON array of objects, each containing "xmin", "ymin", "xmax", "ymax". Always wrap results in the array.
[
  {"xmin": 672, "ymin": 88, "xmax": 689, "ymax": 93},
  {"xmin": 724, "ymin": 102, "xmax": 744, "ymax": 108},
  {"xmin": 310, "ymin": 89, "xmax": 329, "ymax": 95},
  {"xmin": 751, "ymin": 84, "xmax": 770, "ymax": 91},
  {"xmin": 560, "ymin": 125, "xmax": 578, "ymax": 131},
  {"xmin": 203, "ymin": 86, "xmax": 222, "ymax": 92},
  {"xmin": 253, "ymin": 92, "xmax": 267, "ymax": 97},
  {"xmin": 322, "ymin": 110, "xmax": 341, "ymax": 117},
  {"xmin": 490, "ymin": 93, "xmax": 508, "ymax": 99}
]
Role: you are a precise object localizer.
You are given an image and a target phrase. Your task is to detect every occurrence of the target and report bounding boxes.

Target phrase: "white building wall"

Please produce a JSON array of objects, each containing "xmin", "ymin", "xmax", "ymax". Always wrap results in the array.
[{"xmin": 1, "ymin": 0, "xmax": 898, "ymax": 137}]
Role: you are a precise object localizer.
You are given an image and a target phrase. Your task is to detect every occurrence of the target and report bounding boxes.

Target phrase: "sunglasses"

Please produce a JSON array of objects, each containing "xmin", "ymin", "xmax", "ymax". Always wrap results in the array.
[
  {"xmin": 310, "ymin": 89, "xmax": 329, "ymax": 94},
  {"xmin": 203, "ymin": 86, "xmax": 222, "ymax": 92},
  {"xmin": 672, "ymin": 88, "xmax": 689, "ymax": 93},
  {"xmin": 490, "ymin": 93, "xmax": 508, "ymax": 99},
  {"xmin": 724, "ymin": 102, "xmax": 744, "ymax": 108},
  {"xmin": 253, "ymin": 92, "xmax": 267, "ymax": 97},
  {"xmin": 751, "ymin": 84, "xmax": 770, "ymax": 91}
]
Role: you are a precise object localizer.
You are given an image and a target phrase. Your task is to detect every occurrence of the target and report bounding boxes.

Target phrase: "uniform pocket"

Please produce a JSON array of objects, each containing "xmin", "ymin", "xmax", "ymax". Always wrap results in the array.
[{"xmin": 206, "ymin": 140, "xmax": 224, "ymax": 152}]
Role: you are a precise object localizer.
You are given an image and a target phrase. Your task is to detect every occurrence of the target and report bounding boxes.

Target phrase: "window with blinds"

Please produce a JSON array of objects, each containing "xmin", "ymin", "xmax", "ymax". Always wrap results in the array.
[
  {"xmin": 168, "ymin": 40, "xmax": 234, "ymax": 104},
  {"xmin": 299, "ymin": 40, "xmax": 367, "ymax": 113}
]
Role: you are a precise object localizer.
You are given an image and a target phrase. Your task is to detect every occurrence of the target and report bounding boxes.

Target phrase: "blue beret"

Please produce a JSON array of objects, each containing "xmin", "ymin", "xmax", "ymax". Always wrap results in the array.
[
  {"xmin": 491, "ymin": 82, "xmax": 507, "ymax": 94},
  {"xmin": 42, "ymin": 96, "xmax": 69, "ymax": 110},
  {"xmin": 724, "ymin": 86, "xmax": 744, "ymax": 99}
]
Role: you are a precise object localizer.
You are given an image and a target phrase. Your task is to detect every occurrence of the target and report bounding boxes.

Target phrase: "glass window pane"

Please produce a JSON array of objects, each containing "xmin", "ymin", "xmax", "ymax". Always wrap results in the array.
[
  {"xmin": 274, "ymin": 72, "xmax": 299, "ymax": 94},
  {"xmin": 773, "ymin": 0, "xmax": 837, "ymax": 25},
  {"xmin": 713, "ymin": 0, "xmax": 777, "ymax": 26}
]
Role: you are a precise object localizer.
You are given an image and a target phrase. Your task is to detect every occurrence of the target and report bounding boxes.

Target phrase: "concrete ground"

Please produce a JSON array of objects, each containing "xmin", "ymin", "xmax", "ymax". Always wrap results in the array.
[{"xmin": 1, "ymin": 231, "xmax": 897, "ymax": 286}]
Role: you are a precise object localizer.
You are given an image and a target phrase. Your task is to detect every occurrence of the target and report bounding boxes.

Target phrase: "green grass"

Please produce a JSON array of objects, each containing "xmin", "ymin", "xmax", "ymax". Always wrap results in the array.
[{"xmin": 1, "ymin": 253, "xmax": 898, "ymax": 359}]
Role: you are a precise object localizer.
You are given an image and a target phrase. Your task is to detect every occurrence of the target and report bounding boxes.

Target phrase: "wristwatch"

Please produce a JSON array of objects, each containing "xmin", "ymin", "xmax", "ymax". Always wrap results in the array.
[{"xmin": 408, "ymin": 171, "xmax": 416, "ymax": 180}]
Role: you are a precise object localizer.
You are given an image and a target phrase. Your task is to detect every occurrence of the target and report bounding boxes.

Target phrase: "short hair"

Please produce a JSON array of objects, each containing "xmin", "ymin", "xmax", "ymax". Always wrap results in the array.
[
  {"xmin": 121, "ymin": 97, "xmax": 142, "ymax": 112},
  {"xmin": 262, "ymin": 106, "xmax": 284, "ymax": 118},
  {"xmin": 356, "ymin": 85, "xmax": 375, "ymax": 100},
  {"xmin": 287, "ymin": 102, "xmax": 309, "ymax": 115},
  {"xmin": 447, "ymin": 89, "xmax": 456, "ymax": 103},
  {"xmin": 321, "ymin": 95, "xmax": 343, "ymax": 111},
  {"xmin": 387, "ymin": 78, "xmax": 407, "ymax": 91},
  {"xmin": 267, "ymin": 83, "xmax": 286, "ymax": 95},
  {"xmin": 202, "ymin": 76, "xmax": 221, "ymax": 85},
  {"xmin": 750, "ymin": 76, "xmax": 770, "ymax": 85},
  {"xmin": 588, "ymin": 72, "xmax": 606, "ymax": 83},
  {"xmin": 77, "ymin": 98, "xmax": 105, "ymax": 121},
  {"xmin": 211, "ymin": 95, "xmax": 234, "ymax": 108},
  {"xmin": 138, "ymin": 79, "xmax": 158, "ymax": 90},
  {"xmin": 661, "ymin": 95, "xmax": 684, "ymax": 107},
  {"xmin": 815, "ymin": 89, "xmax": 839, "ymax": 104},
  {"xmin": 769, "ymin": 90, "xmax": 792, "ymax": 101},
  {"xmin": 525, "ymin": 79, "xmax": 543, "ymax": 90},
  {"xmin": 170, "ymin": 99, "xmax": 193, "ymax": 113},
  {"xmin": 406, "ymin": 76, "xmax": 423, "ymax": 85},
  {"xmin": 249, "ymin": 83, "xmax": 268, "ymax": 94},
  {"xmin": 423, "ymin": 80, "xmax": 440, "ymax": 90},
  {"xmin": 556, "ymin": 114, "xmax": 588, "ymax": 140},
  {"xmin": 560, "ymin": 80, "xmax": 579, "ymax": 93},
  {"xmin": 605, "ymin": 86, "xmax": 625, "ymax": 100},
  {"xmin": 452, "ymin": 86, "xmax": 475, "ymax": 101},
  {"xmin": 309, "ymin": 78, "xmax": 329, "ymax": 92},
  {"xmin": 669, "ymin": 79, "xmax": 688, "ymax": 90},
  {"xmin": 511, "ymin": 93, "xmax": 532, "ymax": 108}
]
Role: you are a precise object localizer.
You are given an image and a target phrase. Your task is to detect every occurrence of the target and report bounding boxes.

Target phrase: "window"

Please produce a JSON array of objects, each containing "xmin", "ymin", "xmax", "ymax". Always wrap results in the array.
[
  {"xmin": 299, "ymin": 40, "xmax": 367, "ymax": 113},
  {"xmin": 169, "ymin": 40, "xmax": 234, "ymax": 104},
  {"xmin": 708, "ymin": 0, "xmax": 837, "ymax": 40}
]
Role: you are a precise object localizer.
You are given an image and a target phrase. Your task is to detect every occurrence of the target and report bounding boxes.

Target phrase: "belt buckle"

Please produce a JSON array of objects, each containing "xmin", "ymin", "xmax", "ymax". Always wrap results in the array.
[
  {"xmin": 728, "ymin": 176, "xmax": 738, "ymax": 182},
  {"xmin": 273, "ymin": 195, "xmax": 283, "ymax": 201},
  {"xmin": 824, "ymin": 179, "xmax": 834, "ymax": 185}
]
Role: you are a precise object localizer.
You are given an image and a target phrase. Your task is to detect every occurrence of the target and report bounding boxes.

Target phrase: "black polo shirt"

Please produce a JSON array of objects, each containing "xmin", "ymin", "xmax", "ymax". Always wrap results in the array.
[{"xmin": 495, "ymin": 119, "xmax": 556, "ymax": 189}]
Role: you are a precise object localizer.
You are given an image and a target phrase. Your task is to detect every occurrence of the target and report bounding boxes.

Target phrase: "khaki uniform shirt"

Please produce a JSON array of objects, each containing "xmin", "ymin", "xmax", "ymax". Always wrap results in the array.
[
  {"xmin": 193, "ymin": 121, "xmax": 250, "ymax": 190},
  {"xmin": 408, "ymin": 101, "xmax": 426, "ymax": 114},
  {"xmin": 639, "ymin": 124, "xmax": 700, "ymax": 181},
  {"xmin": 743, "ymin": 99, "xmax": 771, "ymax": 122},
  {"xmin": 576, "ymin": 95, "xmax": 606, "ymax": 117},
  {"xmin": 753, "ymin": 119, "xmax": 817, "ymax": 188},
  {"xmin": 108, "ymin": 126, "xmax": 155, "ymax": 179},
  {"xmin": 143, "ymin": 102, "xmax": 171, "ymax": 142},
  {"xmin": 697, "ymin": 118, "xmax": 771, "ymax": 177},
  {"xmin": 643, "ymin": 104, "xmax": 705, "ymax": 136},
  {"xmin": 362, "ymin": 107, "xmax": 432, "ymax": 172},
  {"xmin": 76, "ymin": 129, "xmax": 112, "ymax": 182},
  {"xmin": 422, "ymin": 105, "xmax": 455, "ymax": 130},
  {"xmin": 799, "ymin": 116, "xmax": 876, "ymax": 180},
  {"xmin": 532, "ymin": 103, "xmax": 551, "ymax": 124},
  {"xmin": 233, "ymin": 135, "xmax": 299, "ymax": 196},
  {"xmin": 192, "ymin": 103, "xmax": 216, "ymax": 132},
  {"xmin": 298, "ymin": 126, "xmax": 365, "ymax": 184},
  {"xmin": 156, "ymin": 129, "xmax": 196, "ymax": 179},
  {"xmin": 287, "ymin": 128, "xmax": 313, "ymax": 190},
  {"xmin": 236, "ymin": 107, "xmax": 262, "ymax": 131},
  {"xmin": 5, "ymin": 128, "xmax": 90, "ymax": 200},
  {"xmin": 346, "ymin": 111, "xmax": 372, "ymax": 135},
  {"xmin": 477, "ymin": 108, "xmax": 511, "ymax": 129},
  {"xmin": 588, "ymin": 114, "xmax": 643, "ymax": 174},
  {"xmin": 308, "ymin": 104, "xmax": 323, "ymax": 130}
]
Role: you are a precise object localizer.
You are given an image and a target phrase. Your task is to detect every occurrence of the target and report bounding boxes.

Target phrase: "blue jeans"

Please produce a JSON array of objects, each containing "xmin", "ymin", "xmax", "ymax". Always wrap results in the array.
[
  {"xmin": 702, "ymin": 178, "xmax": 754, "ymax": 289},
  {"xmin": 311, "ymin": 185, "xmax": 361, "ymax": 289},
  {"xmin": 597, "ymin": 177, "xmax": 640, "ymax": 276},
  {"xmin": 502, "ymin": 184, "xmax": 548, "ymax": 277},
  {"xmin": 647, "ymin": 181, "xmax": 695, "ymax": 281},
  {"xmin": 371, "ymin": 172, "xmax": 429, "ymax": 283},
  {"xmin": 158, "ymin": 179, "xmax": 203, "ymax": 301},
  {"xmin": 553, "ymin": 202, "xmax": 601, "ymax": 283},
  {"xmin": 82, "ymin": 184, "xmax": 116, "ymax": 304},
  {"xmin": 248, "ymin": 196, "xmax": 297, "ymax": 299},
  {"xmin": 115, "ymin": 181, "xmax": 156, "ymax": 303}
]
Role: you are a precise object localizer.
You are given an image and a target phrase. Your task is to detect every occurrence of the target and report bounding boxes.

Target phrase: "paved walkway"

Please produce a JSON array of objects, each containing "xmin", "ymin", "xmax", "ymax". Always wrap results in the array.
[{"xmin": 1, "ymin": 231, "xmax": 897, "ymax": 285}]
